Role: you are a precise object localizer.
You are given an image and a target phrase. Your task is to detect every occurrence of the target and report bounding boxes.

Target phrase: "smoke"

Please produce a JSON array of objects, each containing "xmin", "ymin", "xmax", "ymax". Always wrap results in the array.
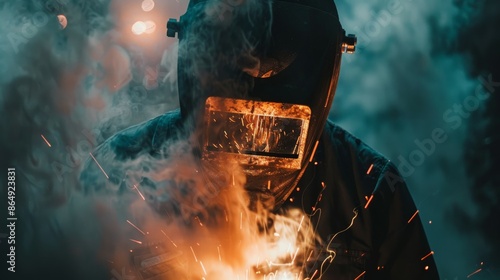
[{"xmin": 332, "ymin": 0, "xmax": 496, "ymax": 278}]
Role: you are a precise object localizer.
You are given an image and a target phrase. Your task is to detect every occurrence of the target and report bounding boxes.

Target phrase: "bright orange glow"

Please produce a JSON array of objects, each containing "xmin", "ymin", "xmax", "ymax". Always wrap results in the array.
[
  {"xmin": 132, "ymin": 21, "xmax": 147, "ymax": 35},
  {"xmin": 57, "ymin": 14, "xmax": 67, "ymax": 29},
  {"xmin": 141, "ymin": 0, "xmax": 155, "ymax": 12}
]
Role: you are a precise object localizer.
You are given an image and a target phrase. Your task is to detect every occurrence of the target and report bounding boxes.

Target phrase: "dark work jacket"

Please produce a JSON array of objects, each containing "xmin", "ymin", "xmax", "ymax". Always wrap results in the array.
[{"xmin": 80, "ymin": 109, "xmax": 440, "ymax": 280}]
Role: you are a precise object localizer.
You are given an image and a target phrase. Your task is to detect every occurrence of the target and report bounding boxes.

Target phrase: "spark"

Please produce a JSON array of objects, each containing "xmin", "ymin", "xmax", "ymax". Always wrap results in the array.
[
  {"xmin": 309, "ymin": 270, "xmax": 318, "ymax": 280},
  {"xmin": 268, "ymin": 180, "xmax": 272, "ymax": 190},
  {"xmin": 195, "ymin": 216, "xmax": 204, "ymax": 227},
  {"xmin": 161, "ymin": 230, "xmax": 178, "ymax": 247},
  {"xmin": 421, "ymin": 251, "xmax": 434, "ymax": 261},
  {"xmin": 240, "ymin": 211, "xmax": 243, "ymax": 230},
  {"xmin": 298, "ymin": 215, "xmax": 305, "ymax": 232},
  {"xmin": 224, "ymin": 209, "xmax": 229, "ymax": 222},
  {"xmin": 309, "ymin": 141, "xmax": 320, "ymax": 162},
  {"xmin": 407, "ymin": 210, "xmax": 419, "ymax": 224},
  {"xmin": 366, "ymin": 163, "xmax": 374, "ymax": 175},
  {"xmin": 200, "ymin": 261, "xmax": 207, "ymax": 276},
  {"xmin": 354, "ymin": 271, "xmax": 366, "ymax": 280},
  {"xmin": 190, "ymin": 246, "xmax": 198, "ymax": 262},
  {"xmin": 425, "ymin": 266, "xmax": 429, "ymax": 270},
  {"xmin": 40, "ymin": 134, "xmax": 52, "ymax": 147},
  {"xmin": 306, "ymin": 250, "xmax": 314, "ymax": 262},
  {"xmin": 89, "ymin": 152, "xmax": 109, "ymax": 179},
  {"xmin": 467, "ymin": 268, "xmax": 482, "ymax": 278},
  {"xmin": 217, "ymin": 245, "xmax": 222, "ymax": 262},
  {"xmin": 127, "ymin": 220, "xmax": 146, "ymax": 235},
  {"xmin": 364, "ymin": 194, "xmax": 374, "ymax": 209},
  {"xmin": 129, "ymin": 239, "xmax": 142, "ymax": 245},
  {"xmin": 133, "ymin": 184, "xmax": 146, "ymax": 200}
]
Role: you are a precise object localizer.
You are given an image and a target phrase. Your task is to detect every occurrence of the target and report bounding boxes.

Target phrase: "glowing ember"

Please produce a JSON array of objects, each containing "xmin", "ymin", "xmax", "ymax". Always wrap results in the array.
[
  {"xmin": 141, "ymin": 0, "xmax": 155, "ymax": 12},
  {"xmin": 132, "ymin": 21, "xmax": 147, "ymax": 35},
  {"xmin": 366, "ymin": 163, "xmax": 374, "ymax": 174},
  {"xmin": 89, "ymin": 152, "xmax": 109, "ymax": 179},
  {"xmin": 126, "ymin": 220, "xmax": 146, "ymax": 235},
  {"xmin": 364, "ymin": 194, "xmax": 374, "ymax": 209},
  {"xmin": 354, "ymin": 271, "xmax": 366, "ymax": 280},
  {"xmin": 420, "ymin": 251, "xmax": 434, "ymax": 261},
  {"xmin": 467, "ymin": 268, "xmax": 482, "ymax": 278},
  {"xmin": 133, "ymin": 184, "xmax": 145, "ymax": 200},
  {"xmin": 40, "ymin": 134, "xmax": 51, "ymax": 147},
  {"xmin": 57, "ymin": 14, "xmax": 67, "ymax": 29},
  {"xmin": 407, "ymin": 210, "xmax": 419, "ymax": 224}
]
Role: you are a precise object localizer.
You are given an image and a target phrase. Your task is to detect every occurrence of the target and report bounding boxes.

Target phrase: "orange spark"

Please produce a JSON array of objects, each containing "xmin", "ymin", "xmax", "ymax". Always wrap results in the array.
[
  {"xmin": 133, "ymin": 184, "xmax": 145, "ymax": 200},
  {"xmin": 421, "ymin": 251, "xmax": 434, "ymax": 261},
  {"xmin": 190, "ymin": 246, "xmax": 198, "ymax": 262},
  {"xmin": 195, "ymin": 216, "xmax": 204, "ymax": 227},
  {"xmin": 364, "ymin": 194, "xmax": 374, "ymax": 209},
  {"xmin": 407, "ymin": 210, "xmax": 419, "ymax": 224},
  {"xmin": 309, "ymin": 141, "xmax": 319, "ymax": 162},
  {"xmin": 40, "ymin": 134, "xmax": 52, "ymax": 147},
  {"xmin": 161, "ymin": 230, "xmax": 178, "ymax": 248},
  {"xmin": 129, "ymin": 238, "xmax": 142, "ymax": 245},
  {"xmin": 354, "ymin": 271, "xmax": 366, "ymax": 280},
  {"xmin": 127, "ymin": 220, "xmax": 146, "ymax": 235},
  {"xmin": 89, "ymin": 152, "xmax": 109, "ymax": 179},
  {"xmin": 366, "ymin": 164, "xmax": 374, "ymax": 175},
  {"xmin": 200, "ymin": 261, "xmax": 207, "ymax": 276},
  {"xmin": 467, "ymin": 268, "xmax": 482, "ymax": 278}
]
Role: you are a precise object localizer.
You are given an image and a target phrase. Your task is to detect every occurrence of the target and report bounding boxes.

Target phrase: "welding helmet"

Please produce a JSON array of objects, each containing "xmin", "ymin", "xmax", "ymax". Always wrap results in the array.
[{"xmin": 167, "ymin": 0, "xmax": 356, "ymax": 209}]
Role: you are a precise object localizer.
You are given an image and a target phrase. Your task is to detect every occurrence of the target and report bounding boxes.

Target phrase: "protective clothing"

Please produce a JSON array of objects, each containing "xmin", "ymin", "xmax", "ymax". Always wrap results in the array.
[{"xmin": 80, "ymin": 111, "xmax": 440, "ymax": 279}]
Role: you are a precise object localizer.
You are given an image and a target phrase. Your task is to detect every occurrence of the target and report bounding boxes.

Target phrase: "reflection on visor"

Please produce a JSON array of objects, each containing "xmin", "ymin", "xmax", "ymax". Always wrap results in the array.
[
  {"xmin": 203, "ymin": 97, "xmax": 311, "ymax": 169},
  {"xmin": 206, "ymin": 111, "xmax": 304, "ymax": 159}
]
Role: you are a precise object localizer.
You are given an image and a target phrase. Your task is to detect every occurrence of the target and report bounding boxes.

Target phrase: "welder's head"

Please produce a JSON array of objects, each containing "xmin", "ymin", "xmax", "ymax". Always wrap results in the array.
[{"xmin": 167, "ymin": 0, "xmax": 356, "ymax": 209}]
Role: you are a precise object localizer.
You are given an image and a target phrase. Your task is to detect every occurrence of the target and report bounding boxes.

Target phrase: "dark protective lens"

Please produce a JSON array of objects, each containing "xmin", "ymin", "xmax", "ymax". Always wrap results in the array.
[{"xmin": 206, "ymin": 111, "xmax": 305, "ymax": 159}]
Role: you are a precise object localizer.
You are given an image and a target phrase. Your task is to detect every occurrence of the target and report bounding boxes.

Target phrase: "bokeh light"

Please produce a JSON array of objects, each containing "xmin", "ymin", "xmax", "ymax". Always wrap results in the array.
[
  {"xmin": 131, "ymin": 21, "xmax": 147, "ymax": 35},
  {"xmin": 141, "ymin": 0, "xmax": 155, "ymax": 12}
]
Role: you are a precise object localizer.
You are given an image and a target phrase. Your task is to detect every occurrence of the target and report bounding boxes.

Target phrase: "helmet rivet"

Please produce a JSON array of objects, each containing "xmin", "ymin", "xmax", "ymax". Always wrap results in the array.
[
  {"xmin": 342, "ymin": 34, "xmax": 357, "ymax": 54},
  {"xmin": 166, "ymin": 18, "xmax": 180, "ymax": 38}
]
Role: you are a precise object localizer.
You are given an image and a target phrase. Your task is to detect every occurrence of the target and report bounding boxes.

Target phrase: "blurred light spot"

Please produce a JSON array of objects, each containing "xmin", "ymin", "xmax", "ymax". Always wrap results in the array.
[
  {"xmin": 57, "ymin": 14, "xmax": 67, "ymax": 29},
  {"xmin": 141, "ymin": 0, "xmax": 155, "ymax": 12},
  {"xmin": 425, "ymin": 266, "xmax": 429, "ymax": 270},
  {"xmin": 144, "ymin": 20, "xmax": 156, "ymax": 34},
  {"xmin": 429, "ymin": 220, "xmax": 432, "ymax": 224},
  {"xmin": 132, "ymin": 21, "xmax": 147, "ymax": 35}
]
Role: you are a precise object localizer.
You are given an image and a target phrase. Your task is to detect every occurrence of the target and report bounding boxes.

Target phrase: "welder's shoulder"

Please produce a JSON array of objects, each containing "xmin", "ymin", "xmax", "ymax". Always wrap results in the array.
[
  {"xmin": 323, "ymin": 120, "xmax": 400, "ymax": 192},
  {"xmin": 79, "ymin": 110, "xmax": 182, "ymax": 191}
]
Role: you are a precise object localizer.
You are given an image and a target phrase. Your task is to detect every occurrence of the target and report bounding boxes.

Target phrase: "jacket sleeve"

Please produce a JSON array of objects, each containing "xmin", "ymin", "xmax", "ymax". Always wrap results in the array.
[{"xmin": 368, "ymin": 161, "xmax": 440, "ymax": 279}]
